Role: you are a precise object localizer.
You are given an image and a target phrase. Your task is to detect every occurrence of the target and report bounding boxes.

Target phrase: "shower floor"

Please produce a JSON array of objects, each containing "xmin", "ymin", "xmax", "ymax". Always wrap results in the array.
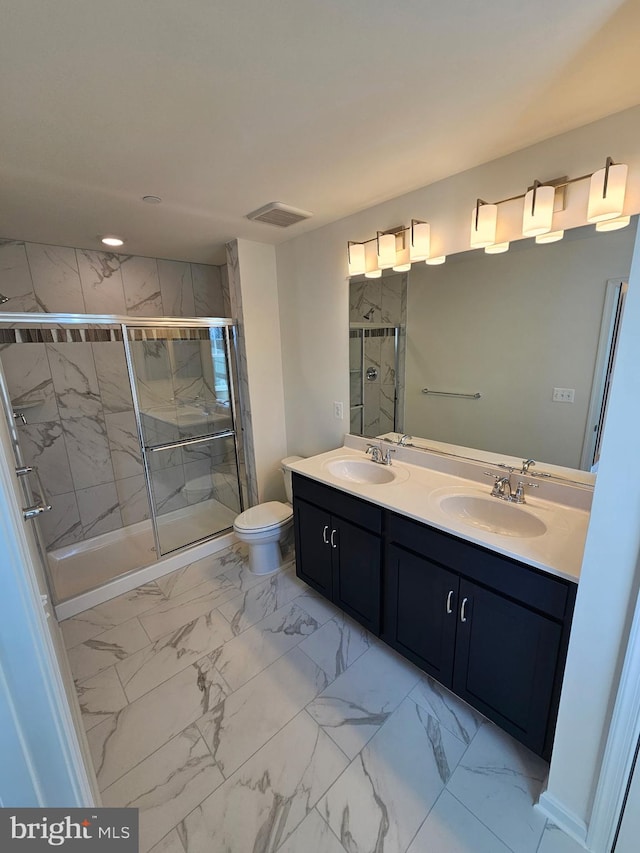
[{"xmin": 48, "ymin": 498, "xmax": 238, "ymax": 602}]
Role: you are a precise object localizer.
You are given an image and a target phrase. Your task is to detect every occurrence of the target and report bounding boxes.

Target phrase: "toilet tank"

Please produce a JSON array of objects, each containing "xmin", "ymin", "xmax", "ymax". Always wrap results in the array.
[{"xmin": 281, "ymin": 456, "xmax": 303, "ymax": 503}]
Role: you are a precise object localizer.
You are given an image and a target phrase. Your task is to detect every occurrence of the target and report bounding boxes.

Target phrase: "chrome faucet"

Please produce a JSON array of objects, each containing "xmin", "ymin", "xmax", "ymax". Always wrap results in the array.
[
  {"xmin": 366, "ymin": 444, "xmax": 395, "ymax": 465},
  {"xmin": 397, "ymin": 434, "xmax": 413, "ymax": 446},
  {"xmin": 521, "ymin": 459, "xmax": 536, "ymax": 474},
  {"xmin": 485, "ymin": 471, "xmax": 539, "ymax": 503}
]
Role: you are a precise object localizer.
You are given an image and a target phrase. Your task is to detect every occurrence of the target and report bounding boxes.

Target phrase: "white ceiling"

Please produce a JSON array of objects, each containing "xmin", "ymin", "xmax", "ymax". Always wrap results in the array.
[{"xmin": 1, "ymin": 0, "xmax": 639, "ymax": 264}]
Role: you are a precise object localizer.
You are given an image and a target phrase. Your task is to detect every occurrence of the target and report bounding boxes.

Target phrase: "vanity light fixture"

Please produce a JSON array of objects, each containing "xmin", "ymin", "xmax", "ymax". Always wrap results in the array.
[
  {"xmin": 392, "ymin": 232, "xmax": 411, "ymax": 272},
  {"xmin": 470, "ymin": 200, "xmax": 498, "ymax": 248},
  {"xmin": 595, "ymin": 215, "xmax": 631, "ymax": 232},
  {"xmin": 425, "ymin": 255, "xmax": 446, "ymax": 265},
  {"xmin": 410, "ymin": 219, "xmax": 431, "ymax": 261},
  {"xmin": 101, "ymin": 235, "xmax": 125, "ymax": 247},
  {"xmin": 587, "ymin": 158, "xmax": 628, "ymax": 223},
  {"xmin": 377, "ymin": 231, "xmax": 397, "ymax": 270},
  {"xmin": 347, "ymin": 242, "xmax": 366, "ymax": 277},
  {"xmin": 522, "ymin": 181, "xmax": 555, "ymax": 237},
  {"xmin": 364, "ymin": 240, "xmax": 382, "ymax": 278},
  {"xmin": 535, "ymin": 230, "xmax": 564, "ymax": 244},
  {"xmin": 484, "ymin": 242, "xmax": 510, "ymax": 254}
]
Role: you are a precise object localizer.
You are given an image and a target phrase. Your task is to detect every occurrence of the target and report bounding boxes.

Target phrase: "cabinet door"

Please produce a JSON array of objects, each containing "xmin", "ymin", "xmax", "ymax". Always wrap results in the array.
[
  {"xmin": 453, "ymin": 579, "xmax": 562, "ymax": 755},
  {"xmin": 384, "ymin": 545, "xmax": 458, "ymax": 685},
  {"xmin": 333, "ymin": 518, "xmax": 382, "ymax": 634},
  {"xmin": 294, "ymin": 499, "xmax": 333, "ymax": 597}
]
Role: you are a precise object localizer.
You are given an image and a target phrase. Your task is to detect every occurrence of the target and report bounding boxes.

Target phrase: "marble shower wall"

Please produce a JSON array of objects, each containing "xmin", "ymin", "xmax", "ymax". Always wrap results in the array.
[
  {"xmin": 349, "ymin": 272, "xmax": 407, "ymax": 436},
  {"xmin": 0, "ymin": 238, "xmax": 232, "ymax": 551}
]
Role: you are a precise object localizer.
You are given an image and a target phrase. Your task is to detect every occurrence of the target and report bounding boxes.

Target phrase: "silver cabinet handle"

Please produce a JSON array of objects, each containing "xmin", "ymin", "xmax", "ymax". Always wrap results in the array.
[
  {"xmin": 17, "ymin": 465, "xmax": 52, "ymax": 521},
  {"xmin": 460, "ymin": 597, "xmax": 468, "ymax": 623},
  {"xmin": 330, "ymin": 528, "xmax": 337, "ymax": 549},
  {"xmin": 446, "ymin": 590, "xmax": 454, "ymax": 614},
  {"xmin": 322, "ymin": 524, "xmax": 329, "ymax": 545}
]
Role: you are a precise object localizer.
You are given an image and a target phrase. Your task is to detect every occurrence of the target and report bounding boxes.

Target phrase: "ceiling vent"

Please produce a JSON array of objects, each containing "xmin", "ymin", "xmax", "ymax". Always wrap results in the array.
[{"xmin": 246, "ymin": 202, "xmax": 313, "ymax": 227}]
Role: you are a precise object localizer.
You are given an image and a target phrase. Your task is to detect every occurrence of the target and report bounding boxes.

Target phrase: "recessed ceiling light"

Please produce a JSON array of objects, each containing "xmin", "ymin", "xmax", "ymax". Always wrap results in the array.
[
  {"xmin": 101, "ymin": 235, "xmax": 125, "ymax": 247},
  {"xmin": 142, "ymin": 195, "xmax": 162, "ymax": 204}
]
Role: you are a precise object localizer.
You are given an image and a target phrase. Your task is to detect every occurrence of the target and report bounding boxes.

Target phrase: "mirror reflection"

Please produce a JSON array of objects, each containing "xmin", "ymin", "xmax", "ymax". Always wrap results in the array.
[{"xmin": 349, "ymin": 220, "xmax": 637, "ymax": 472}]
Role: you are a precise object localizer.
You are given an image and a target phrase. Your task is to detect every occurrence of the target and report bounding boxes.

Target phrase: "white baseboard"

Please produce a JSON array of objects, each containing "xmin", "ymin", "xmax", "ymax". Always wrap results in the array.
[
  {"xmin": 55, "ymin": 531, "xmax": 236, "ymax": 620},
  {"xmin": 536, "ymin": 791, "xmax": 589, "ymax": 847}
]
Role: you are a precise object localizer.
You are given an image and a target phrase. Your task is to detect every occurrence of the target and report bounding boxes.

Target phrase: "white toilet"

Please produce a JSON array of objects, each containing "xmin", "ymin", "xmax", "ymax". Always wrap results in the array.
[{"xmin": 233, "ymin": 456, "xmax": 303, "ymax": 575}]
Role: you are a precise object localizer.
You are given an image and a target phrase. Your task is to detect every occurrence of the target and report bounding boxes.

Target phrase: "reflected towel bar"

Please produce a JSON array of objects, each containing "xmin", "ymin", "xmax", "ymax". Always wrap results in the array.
[{"xmin": 422, "ymin": 388, "xmax": 481, "ymax": 399}]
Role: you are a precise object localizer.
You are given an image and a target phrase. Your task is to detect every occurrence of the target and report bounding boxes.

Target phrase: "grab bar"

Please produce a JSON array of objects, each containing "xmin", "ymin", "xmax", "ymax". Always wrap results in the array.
[
  {"xmin": 422, "ymin": 388, "xmax": 481, "ymax": 399},
  {"xmin": 17, "ymin": 465, "xmax": 53, "ymax": 520}
]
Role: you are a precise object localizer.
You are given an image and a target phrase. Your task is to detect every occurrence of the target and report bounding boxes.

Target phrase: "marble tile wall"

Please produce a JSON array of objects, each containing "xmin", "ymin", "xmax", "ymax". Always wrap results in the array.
[
  {"xmin": 0, "ymin": 238, "xmax": 233, "ymax": 552},
  {"xmin": 349, "ymin": 271, "xmax": 407, "ymax": 437}
]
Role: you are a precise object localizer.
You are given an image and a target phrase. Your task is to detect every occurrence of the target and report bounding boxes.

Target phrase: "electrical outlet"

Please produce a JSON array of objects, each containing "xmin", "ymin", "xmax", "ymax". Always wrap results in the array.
[
  {"xmin": 334, "ymin": 401, "xmax": 344, "ymax": 420},
  {"xmin": 552, "ymin": 387, "xmax": 575, "ymax": 403}
]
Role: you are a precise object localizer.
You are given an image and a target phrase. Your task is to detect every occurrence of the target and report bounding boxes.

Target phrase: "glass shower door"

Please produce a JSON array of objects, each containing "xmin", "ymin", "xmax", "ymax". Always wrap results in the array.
[{"xmin": 124, "ymin": 324, "xmax": 242, "ymax": 556}]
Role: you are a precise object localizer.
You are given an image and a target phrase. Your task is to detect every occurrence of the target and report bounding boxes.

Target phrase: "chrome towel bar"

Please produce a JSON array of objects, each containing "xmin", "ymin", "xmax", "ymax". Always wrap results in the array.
[{"xmin": 422, "ymin": 388, "xmax": 481, "ymax": 399}]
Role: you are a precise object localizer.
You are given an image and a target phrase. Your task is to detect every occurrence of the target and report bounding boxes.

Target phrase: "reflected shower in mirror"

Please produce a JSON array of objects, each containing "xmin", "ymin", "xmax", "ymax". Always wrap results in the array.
[{"xmin": 349, "ymin": 220, "xmax": 637, "ymax": 472}]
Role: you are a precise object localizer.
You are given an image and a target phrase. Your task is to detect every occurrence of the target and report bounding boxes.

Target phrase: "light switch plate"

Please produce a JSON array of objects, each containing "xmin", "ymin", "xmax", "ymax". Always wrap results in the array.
[{"xmin": 334, "ymin": 401, "xmax": 344, "ymax": 419}]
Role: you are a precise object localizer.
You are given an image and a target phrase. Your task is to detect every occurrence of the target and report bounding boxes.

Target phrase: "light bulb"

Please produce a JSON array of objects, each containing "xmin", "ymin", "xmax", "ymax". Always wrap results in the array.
[
  {"xmin": 377, "ymin": 233, "xmax": 396, "ymax": 269},
  {"xmin": 588, "ymin": 162, "xmax": 627, "ymax": 223},
  {"xmin": 522, "ymin": 184, "xmax": 555, "ymax": 237},
  {"xmin": 347, "ymin": 242, "xmax": 366, "ymax": 277},
  {"xmin": 410, "ymin": 221, "xmax": 431, "ymax": 261},
  {"xmin": 101, "ymin": 235, "xmax": 125, "ymax": 247}
]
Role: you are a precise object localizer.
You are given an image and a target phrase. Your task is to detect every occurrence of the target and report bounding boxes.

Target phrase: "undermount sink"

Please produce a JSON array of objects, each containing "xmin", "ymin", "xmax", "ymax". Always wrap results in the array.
[
  {"xmin": 438, "ymin": 494, "xmax": 547, "ymax": 538},
  {"xmin": 325, "ymin": 458, "xmax": 400, "ymax": 485}
]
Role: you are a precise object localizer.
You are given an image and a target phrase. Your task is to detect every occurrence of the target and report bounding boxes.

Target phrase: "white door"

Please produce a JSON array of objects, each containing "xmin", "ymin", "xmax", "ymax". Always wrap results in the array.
[{"xmin": 0, "ymin": 371, "xmax": 98, "ymax": 806}]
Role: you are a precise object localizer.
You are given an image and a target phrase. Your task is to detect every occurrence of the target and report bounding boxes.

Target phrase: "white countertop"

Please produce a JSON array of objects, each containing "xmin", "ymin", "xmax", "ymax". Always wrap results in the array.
[{"xmin": 289, "ymin": 440, "xmax": 590, "ymax": 583}]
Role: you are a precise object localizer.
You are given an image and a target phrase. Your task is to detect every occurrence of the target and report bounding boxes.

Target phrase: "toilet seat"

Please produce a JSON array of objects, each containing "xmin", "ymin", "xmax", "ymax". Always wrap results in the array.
[{"xmin": 233, "ymin": 500, "xmax": 292, "ymax": 534}]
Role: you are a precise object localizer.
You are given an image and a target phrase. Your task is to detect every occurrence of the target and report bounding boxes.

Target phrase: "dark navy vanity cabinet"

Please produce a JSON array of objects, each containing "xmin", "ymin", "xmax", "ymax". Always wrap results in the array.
[{"xmin": 292, "ymin": 472, "xmax": 576, "ymax": 760}]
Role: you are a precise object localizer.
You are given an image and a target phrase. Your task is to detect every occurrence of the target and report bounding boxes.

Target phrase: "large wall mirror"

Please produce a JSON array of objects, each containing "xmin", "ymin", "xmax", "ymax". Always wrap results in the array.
[{"xmin": 349, "ymin": 219, "xmax": 637, "ymax": 474}]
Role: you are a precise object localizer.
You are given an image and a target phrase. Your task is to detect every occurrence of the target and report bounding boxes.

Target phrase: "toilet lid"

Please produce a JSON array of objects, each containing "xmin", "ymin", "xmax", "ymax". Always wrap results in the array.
[{"xmin": 234, "ymin": 501, "xmax": 293, "ymax": 532}]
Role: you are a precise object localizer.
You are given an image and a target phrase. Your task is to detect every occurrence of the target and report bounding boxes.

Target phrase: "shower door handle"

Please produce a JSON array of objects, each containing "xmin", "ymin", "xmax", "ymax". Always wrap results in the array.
[{"xmin": 17, "ymin": 465, "xmax": 53, "ymax": 520}]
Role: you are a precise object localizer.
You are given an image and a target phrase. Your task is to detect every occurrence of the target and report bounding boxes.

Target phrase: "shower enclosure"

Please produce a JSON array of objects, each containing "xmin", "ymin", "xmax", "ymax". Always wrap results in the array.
[
  {"xmin": 349, "ymin": 324, "xmax": 402, "ymax": 435},
  {"xmin": 0, "ymin": 314, "xmax": 244, "ymax": 608}
]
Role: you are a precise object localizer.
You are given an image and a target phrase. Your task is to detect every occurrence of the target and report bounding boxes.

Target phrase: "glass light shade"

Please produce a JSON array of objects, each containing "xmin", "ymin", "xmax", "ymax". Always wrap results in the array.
[
  {"xmin": 470, "ymin": 204, "xmax": 497, "ymax": 248},
  {"xmin": 595, "ymin": 215, "xmax": 631, "ymax": 232},
  {"xmin": 410, "ymin": 221, "xmax": 431, "ymax": 261},
  {"xmin": 484, "ymin": 242, "xmax": 509, "ymax": 254},
  {"xmin": 364, "ymin": 241, "xmax": 382, "ymax": 278},
  {"xmin": 522, "ymin": 185, "xmax": 555, "ymax": 237},
  {"xmin": 425, "ymin": 255, "xmax": 446, "ymax": 265},
  {"xmin": 393, "ymin": 232, "xmax": 411, "ymax": 271},
  {"xmin": 535, "ymin": 230, "xmax": 564, "ymax": 244},
  {"xmin": 347, "ymin": 243, "xmax": 365, "ymax": 277},
  {"xmin": 377, "ymin": 233, "xmax": 396, "ymax": 269},
  {"xmin": 587, "ymin": 163, "xmax": 628, "ymax": 223}
]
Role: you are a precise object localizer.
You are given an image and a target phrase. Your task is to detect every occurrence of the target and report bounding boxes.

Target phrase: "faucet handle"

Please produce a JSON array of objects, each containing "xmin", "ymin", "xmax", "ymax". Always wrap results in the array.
[{"xmin": 513, "ymin": 480, "xmax": 539, "ymax": 503}]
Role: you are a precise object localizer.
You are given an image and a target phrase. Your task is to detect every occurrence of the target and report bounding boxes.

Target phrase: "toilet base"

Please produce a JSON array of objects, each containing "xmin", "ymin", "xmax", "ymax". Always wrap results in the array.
[{"xmin": 246, "ymin": 539, "xmax": 283, "ymax": 575}]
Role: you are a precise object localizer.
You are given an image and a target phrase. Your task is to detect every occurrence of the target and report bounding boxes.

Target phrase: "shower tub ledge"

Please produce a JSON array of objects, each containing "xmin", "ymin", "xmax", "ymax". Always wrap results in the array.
[{"xmin": 51, "ymin": 517, "xmax": 236, "ymax": 621}]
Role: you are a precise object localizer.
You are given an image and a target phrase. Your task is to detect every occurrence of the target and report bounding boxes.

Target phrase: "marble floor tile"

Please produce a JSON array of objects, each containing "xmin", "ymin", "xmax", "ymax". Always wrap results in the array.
[
  {"xmin": 277, "ymin": 809, "xmax": 346, "ymax": 853},
  {"xmin": 406, "ymin": 790, "xmax": 512, "ymax": 853},
  {"xmin": 409, "ymin": 674, "xmax": 484, "ymax": 745},
  {"xmin": 101, "ymin": 725, "xmax": 223, "ymax": 853},
  {"xmin": 294, "ymin": 590, "xmax": 342, "ymax": 625},
  {"xmin": 306, "ymin": 643, "xmax": 421, "ymax": 759},
  {"xmin": 298, "ymin": 613, "xmax": 374, "ymax": 681},
  {"xmin": 217, "ymin": 568, "xmax": 308, "ymax": 635},
  {"xmin": 207, "ymin": 601, "xmax": 320, "ymax": 692},
  {"xmin": 177, "ymin": 710, "xmax": 349, "ymax": 853},
  {"xmin": 446, "ymin": 722, "xmax": 548, "ymax": 853},
  {"xmin": 61, "ymin": 582, "xmax": 166, "ymax": 649},
  {"xmin": 319, "ymin": 697, "xmax": 467, "ymax": 853},
  {"xmin": 74, "ymin": 666, "xmax": 128, "ymax": 732},
  {"xmin": 147, "ymin": 829, "xmax": 184, "ymax": 853},
  {"xmin": 154, "ymin": 543, "xmax": 248, "ymax": 599},
  {"xmin": 537, "ymin": 823, "xmax": 585, "ymax": 853},
  {"xmin": 67, "ymin": 618, "xmax": 150, "ymax": 682},
  {"xmin": 196, "ymin": 647, "xmax": 329, "ymax": 779},
  {"xmin": 87, "ymin": 658, "xmax": 230, "ymax": 790},
  {"xmin": 139, "ymin": 565, "xmax": 263, "ymax": 642},
  {"xmin": 116, "ymin": 609, "xmax": 234, "ymax": 702}
]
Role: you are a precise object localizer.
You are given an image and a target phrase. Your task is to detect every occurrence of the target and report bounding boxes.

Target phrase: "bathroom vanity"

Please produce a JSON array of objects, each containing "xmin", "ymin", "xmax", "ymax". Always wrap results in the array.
[{"xmin": 290, "ymin": 437, "xmax": 589, "ymax": 760}]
